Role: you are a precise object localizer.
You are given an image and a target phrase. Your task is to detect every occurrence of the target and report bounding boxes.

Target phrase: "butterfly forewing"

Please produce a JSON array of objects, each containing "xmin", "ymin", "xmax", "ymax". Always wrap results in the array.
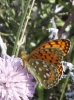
[
  {"xmin": 58, "ymin": 64, "xmax": 63, "ymax": 77},
  {"xmin": 30, "ymin": 39, "xmax": 70, "ymax": 56},
  {"xmin": 28, "ymin": 59, "xmax": 59, "ymax": 89},
  {"xmin": 28, "ymin": 48, "xmax": 63, "ymax": 69}
]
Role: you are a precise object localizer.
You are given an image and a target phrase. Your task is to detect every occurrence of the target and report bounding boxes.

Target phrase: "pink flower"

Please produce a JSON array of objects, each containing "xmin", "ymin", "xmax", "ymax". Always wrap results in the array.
[{"xmin": 0, "ymin": 56, "xmax": 36, "ymax": 100}]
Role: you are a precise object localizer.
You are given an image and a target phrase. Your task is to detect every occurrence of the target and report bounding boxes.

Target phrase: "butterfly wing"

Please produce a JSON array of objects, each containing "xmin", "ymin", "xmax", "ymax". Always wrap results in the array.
[
  {"xmin": 21, "ymin": 39, "xmax": 70, "ymax": 89},
  {"xmin": 28, "ymin": 59, "xmax": 59, "ymax": 89},
  {"xmin": 28, "ymin": 48, "xmax": 63, "ymax": 69},
  {"xmin": 58, "ymin": 63, "xmax": 63, "ymax": 77},
  {"xmin": 30, "ymin": 39, "xmax": 70, "ymax": 56}
]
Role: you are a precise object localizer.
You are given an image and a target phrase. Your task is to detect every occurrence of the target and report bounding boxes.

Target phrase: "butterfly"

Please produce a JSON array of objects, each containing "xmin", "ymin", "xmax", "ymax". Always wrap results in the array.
[{"xmin": 21, "ymin": 39, "xmax": 70, "ymax": 89}]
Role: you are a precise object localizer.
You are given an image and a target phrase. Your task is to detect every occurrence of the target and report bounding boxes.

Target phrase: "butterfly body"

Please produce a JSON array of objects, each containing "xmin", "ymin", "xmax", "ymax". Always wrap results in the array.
[{"xmin": 21, "ymin": 39, "xmax": 70, "ymax": 89}]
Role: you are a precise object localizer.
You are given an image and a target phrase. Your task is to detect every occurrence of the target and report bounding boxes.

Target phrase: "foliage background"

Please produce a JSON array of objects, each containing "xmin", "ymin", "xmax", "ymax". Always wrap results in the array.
[{"xmin": 0, "ymin": 0, "xmax": 74, "ymax": 100}]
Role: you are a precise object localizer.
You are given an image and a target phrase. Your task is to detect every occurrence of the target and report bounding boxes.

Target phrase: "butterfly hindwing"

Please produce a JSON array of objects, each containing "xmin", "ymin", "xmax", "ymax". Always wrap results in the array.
[{"xmin": 28, "ymin": 59, "xmax": 59, "ymax": 89}]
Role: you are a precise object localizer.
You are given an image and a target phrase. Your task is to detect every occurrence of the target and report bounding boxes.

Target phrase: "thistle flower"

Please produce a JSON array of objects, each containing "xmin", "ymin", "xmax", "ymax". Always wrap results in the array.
[{"xmin": 0, "ymin": 55, "xmax": 36, "ymax": 100}]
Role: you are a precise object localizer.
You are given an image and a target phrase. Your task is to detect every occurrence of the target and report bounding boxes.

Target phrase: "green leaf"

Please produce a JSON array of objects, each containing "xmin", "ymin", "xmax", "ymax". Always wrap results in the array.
[{"xmin": 48, "ymin": 0, "xmax": 55, "ymax": 3}]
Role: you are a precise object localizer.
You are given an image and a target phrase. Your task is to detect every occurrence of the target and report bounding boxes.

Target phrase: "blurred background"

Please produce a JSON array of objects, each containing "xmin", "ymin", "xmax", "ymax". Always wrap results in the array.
[{"xmin": 0, "ymin": 0, "xmax": 74, "ymax": 100}]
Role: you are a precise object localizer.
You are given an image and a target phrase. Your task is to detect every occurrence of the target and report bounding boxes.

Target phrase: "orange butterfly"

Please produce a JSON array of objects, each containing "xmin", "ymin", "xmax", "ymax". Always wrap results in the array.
[{"xmin": 21, "ymin": 39, "xmax": 70, "ymax": 89}]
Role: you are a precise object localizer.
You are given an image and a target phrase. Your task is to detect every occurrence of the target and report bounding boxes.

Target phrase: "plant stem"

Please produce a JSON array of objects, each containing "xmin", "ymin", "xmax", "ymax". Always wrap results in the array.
[
  {"xmin": 59, "ymin": 72, "xmax": 70, "ymax": 100},
  {"xmin": 14, "ymin": 0, "xmax": 36, "ymax": 57},
  {"xmin": 12, "ymin": 0, "xmax": 30, "ymax": 56}
]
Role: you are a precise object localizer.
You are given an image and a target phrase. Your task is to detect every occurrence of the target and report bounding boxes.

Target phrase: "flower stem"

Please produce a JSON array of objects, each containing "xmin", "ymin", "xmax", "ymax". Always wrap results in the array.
[
  {"xmin": 59, "ymin": 72, "xmax": 70, "ymax": 100},
  {"xmin": 37, "ymin": 85, "xmax": 44, "ymax": 100},
  {"xmin": 12, "ymin": 0, "xmax": 30, "ymax": 56}
]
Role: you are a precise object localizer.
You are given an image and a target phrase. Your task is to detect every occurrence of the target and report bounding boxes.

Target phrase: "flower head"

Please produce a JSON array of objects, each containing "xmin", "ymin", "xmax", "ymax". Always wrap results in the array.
[{"xmin": 0, "ymin": 55, "xmax": 36, "ymax": 100}]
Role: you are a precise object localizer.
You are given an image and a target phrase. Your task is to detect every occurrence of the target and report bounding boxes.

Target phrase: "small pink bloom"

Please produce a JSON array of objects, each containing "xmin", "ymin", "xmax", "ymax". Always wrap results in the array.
[{"xmin": 0, "ymin": 56, "xmax": 35, "ymax": 100}]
